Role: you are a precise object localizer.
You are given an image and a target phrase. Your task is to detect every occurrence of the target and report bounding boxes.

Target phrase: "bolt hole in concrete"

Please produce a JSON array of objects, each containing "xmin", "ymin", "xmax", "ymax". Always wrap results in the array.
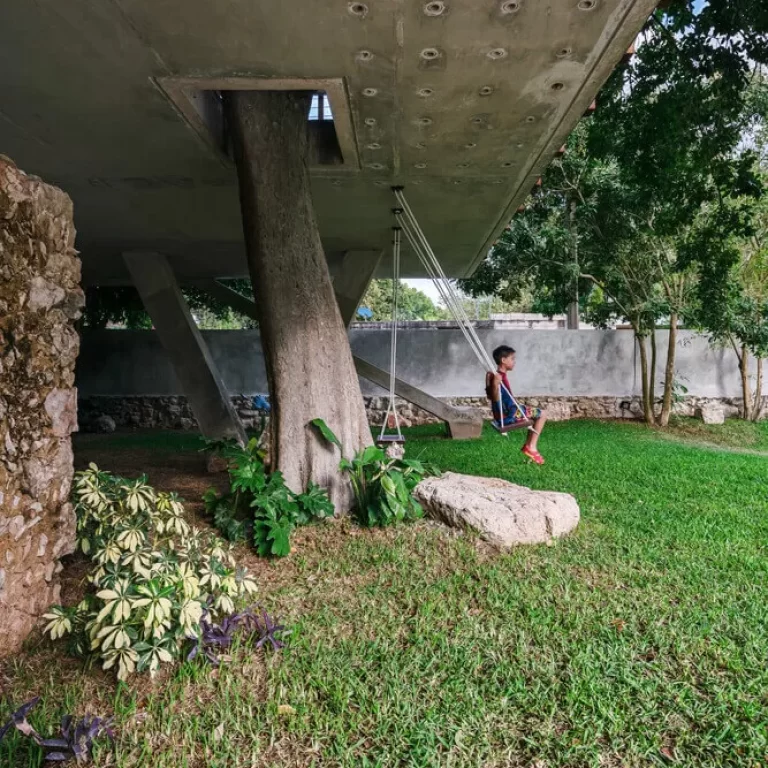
[
  {"xmin": 557, "ymin": 46, "xmax": 573, "ymax": 57},
  {"xmin": 551, "ymin": 81, "xmax": 565, "ymax": 91},
  {"xmin": 362, "ymin": 87, "xmax": 378, "ymax": 97},
  {"xmin": 525, "ymin": 115, "xmax": 536, "ymax": 123},
  {"xmin": 457, "ymin": 162, "xmax": 470, "ymax": 168},
  {"xmin": 416, "ymin": 117, "xmax": 433, "ymax": 126},
  {"xmin": 357, "ymin": 49, "xmax": 374, "ymax": 61},
  {"xmin": 420, "ymin": 47, "xmax": 441, "ymax": 60},
  {"xmin": 415, "ymin": 162, "xmax": 427, "ymax": 169},
  {"xmin": 471, "ymin": 116, "xmax": 485, "ymax": 125},
  {"xmin": 487, "ymin": 48, "xmax": 508, "ymax": 60},
  {"xmin": 464, "ymin": 142, "xmax": 477, "ymax": 149},
  {"xmin": 367, "ymin": 142, "xmax": 382, "ymax": 149},
  {"xmin": 415, "ymin": 141, "xmax": 427, "ymax": 149},
  {"xmin": 424, "ymin": 0, "xmax": 445, "ymax": 15},
  {"xmin": 364, "ymin": 117, "xmax": 377, "ymax": 126},
  {"xmin": 348, "ymin": 1, "xmax": 368, "ymax": 16},
  {"xmin": 368, "ymin": 162, "xmax": 385, "ymax": 170},
  {"xmin": 501, "ymin": 0, "xmax": 520, "ymax": 12},
  {"xmin": 418, "ymin": 87, "xmax": 434, "ymax": 97},
  {"xmin": 578, "ymin": 0, "xmax": 596, "ymax": 9},
  {"xmin": 479, "ymin": 85, "xmax": 494, "ymax": 96},
  {"xmin": 501, "ymin": 161, "xmax": 513, "ymax": 167}
]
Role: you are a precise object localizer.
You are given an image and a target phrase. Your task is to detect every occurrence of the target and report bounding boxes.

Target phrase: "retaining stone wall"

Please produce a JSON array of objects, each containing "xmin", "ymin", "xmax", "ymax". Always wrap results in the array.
[
  {"xmin": 78, "ymin": 393, "xmax": 758, "ymax": 433},
  {"xmin": 0, "ymin": 157, "xmax": 83, "ymax": 656}
]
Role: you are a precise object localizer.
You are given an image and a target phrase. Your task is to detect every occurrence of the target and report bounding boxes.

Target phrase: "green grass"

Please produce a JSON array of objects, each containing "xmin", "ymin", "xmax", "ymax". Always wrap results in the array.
[{"xmin": 3, "ymin": 420, "xmax": 768, "ymax": 767}]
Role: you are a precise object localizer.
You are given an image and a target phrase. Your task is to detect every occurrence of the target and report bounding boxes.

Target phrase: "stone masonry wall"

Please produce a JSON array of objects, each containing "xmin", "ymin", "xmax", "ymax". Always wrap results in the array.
[
  {"xmin": 78, "ymin": 393, "xmax": 760, "ymax": 433},
  {"xmin": 0, "ymin": 157, "xmax": 83, "ymax": 656}
]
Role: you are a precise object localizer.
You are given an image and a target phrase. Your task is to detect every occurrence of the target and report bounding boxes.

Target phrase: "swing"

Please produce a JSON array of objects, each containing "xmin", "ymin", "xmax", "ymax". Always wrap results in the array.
[
  {"xmin": 390, "ymin": 186, "xmax": 538, "ymax": 441},
  {"xmin": 377, "ymin": 225, "xmax": 405, "ymax": 446}
]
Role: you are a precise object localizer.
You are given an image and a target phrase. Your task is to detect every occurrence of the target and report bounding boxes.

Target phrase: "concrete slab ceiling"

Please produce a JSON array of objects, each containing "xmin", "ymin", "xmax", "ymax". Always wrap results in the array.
[{"xmin": 0, "ymin": 0, "xmax": 657, "ymax": 284}]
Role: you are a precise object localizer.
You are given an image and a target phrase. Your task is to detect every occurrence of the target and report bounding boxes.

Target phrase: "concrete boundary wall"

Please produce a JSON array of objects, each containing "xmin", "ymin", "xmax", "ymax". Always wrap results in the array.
[{"xmin": 77, "ymin": 328, "xmax": 763, "ymax": 401}]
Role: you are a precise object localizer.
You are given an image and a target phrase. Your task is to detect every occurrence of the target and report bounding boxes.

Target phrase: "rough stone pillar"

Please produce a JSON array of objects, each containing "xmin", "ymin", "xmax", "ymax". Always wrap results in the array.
[{"xmin": 0, "ymin": 157, "xmax": 83, "ymax": 656}]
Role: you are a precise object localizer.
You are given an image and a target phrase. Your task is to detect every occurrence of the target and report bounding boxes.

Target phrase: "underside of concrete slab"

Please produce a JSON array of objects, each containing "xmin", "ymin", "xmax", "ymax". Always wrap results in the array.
[{"xmin": 0, "ymin": 0, "xmax": 658, "ymax": 284}]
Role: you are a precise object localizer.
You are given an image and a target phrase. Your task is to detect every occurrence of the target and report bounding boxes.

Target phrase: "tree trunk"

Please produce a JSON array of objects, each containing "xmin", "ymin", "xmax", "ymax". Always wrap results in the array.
[
  {"xmin": 659, "ymin": 312, "xmax": 678, "ymax": 427},
  {"xmin": 636, "ymin": 332, "xmax": 656, "ymax": 425},
  {"xmin": 649, "ymin": 326, "xmax": 657, "ymax": 417},
  {"xmin": 751, "ymin": 354, "xmax": 763, "ymax": 422},
  {"xmin": 224, "ymin": 90, "xmax": 372, "ymax": 511},
  {"xmin": 739, "ymin": 345, "xmax": 752, "ymax": 421}
]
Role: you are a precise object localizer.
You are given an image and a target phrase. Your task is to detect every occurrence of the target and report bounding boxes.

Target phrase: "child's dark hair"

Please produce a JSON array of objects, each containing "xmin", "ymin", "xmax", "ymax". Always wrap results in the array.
[{"xmin": 492, "ymin": 345, "xmax": 516, "ymax": 365}]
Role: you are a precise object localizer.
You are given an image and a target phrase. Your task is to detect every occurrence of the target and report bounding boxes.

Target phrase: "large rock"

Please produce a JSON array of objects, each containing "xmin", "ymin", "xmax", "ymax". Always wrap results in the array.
[
  {"xmin": 414, "ymin": 472, "xmax": 580, "ymax": 547},
  {"xmin": 696, "ymin": 403, "xmax": 726, "ymax": 425}
]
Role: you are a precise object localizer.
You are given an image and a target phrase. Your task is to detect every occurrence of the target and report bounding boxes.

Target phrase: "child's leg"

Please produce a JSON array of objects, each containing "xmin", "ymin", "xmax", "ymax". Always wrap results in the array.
[{"xmin": 526, "ymin": 412, "xmax": 547, "ymax": 451}]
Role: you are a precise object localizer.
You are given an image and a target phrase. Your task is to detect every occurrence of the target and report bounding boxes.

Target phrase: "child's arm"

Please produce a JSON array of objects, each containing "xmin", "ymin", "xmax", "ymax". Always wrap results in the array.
[{"xmin": 486, "ymin": 371, "xmax": 502, "ymax": 402}]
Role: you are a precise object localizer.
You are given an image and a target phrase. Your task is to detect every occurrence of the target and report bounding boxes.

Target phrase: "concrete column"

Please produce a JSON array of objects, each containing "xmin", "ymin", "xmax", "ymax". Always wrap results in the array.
[
  {"xmin": 124, "ymin": 253, "xmax": 246, "ymax": 444},
  {"xmin": 331, "ymin": 250, "xmax": 382, "ymax": 327}
]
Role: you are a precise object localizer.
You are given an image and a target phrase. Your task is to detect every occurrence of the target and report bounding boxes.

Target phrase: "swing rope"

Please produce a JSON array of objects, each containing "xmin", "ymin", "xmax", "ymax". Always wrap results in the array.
[
  {"xmin": 379, "ymin": 226, "xmax": 404, "ymax": 443},
  {"xmin": 392, "ymin": 187, "xmax": 535, "ymax": 435}
]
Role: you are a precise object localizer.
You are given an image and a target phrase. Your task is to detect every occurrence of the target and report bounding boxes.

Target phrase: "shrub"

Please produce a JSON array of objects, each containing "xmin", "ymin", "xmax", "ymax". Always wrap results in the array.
[
  {"xmin": 43, "ymin": 465, "xmax": 257, "ymax": 680},
  {"xmin": 204, "ymin": 438, "xmax": 334, "ymax": 557},
  {"xmin": 311, "ymin": 419, "xmax": 435, "ymax": 527}
]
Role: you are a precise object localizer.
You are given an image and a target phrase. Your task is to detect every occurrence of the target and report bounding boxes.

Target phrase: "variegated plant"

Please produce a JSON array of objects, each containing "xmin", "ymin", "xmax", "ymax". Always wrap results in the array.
[{"xmin": 43, "ymin": 464, "xmax": 257, "ymax": 680}]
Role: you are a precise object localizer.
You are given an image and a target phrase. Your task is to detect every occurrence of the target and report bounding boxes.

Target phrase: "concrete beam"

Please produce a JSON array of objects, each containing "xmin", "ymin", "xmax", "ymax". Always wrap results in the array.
[
  {"xmin": 353, "ymin": 357, "xmax": 483, "ymax": 440},
  {"xmin": 197, "ymin": 279, "xmax": 482, "ymax": 439},
  {"xmin": 124, "ymin": 253, "xmax": 246, "ymax": 443},
  {"xmin": 331, "ymin": 250, "xmax": 383, "ymax": 327}
]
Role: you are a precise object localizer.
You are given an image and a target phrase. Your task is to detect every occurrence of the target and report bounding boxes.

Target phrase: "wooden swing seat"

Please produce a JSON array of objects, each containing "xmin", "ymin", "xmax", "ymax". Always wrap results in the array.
[
  {"xmin": 377, "ymin": 434, "xmax": 406, "ymax": 443},
  {"xmin": 491, "ymin": 418, "xmax": 534, "ymax": 435}
]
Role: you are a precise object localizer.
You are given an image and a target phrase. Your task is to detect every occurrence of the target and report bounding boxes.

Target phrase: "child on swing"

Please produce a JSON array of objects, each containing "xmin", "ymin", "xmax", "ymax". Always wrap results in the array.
[{"xmin": 485, "ymin": 345, "xmax": 547, "ymax": 465}]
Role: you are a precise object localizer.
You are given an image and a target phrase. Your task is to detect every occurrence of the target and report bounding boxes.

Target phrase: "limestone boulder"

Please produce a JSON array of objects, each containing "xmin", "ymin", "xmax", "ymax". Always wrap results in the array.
[
  {"xmin": 696, "ymin": 403, "xmax": 725, "ymax": 425},
  {"xmin": 94, "ymin": 414, "xmax": 116, "ymax": 433},
  {"xmin": 414, "ymin": 472, "xmax": 579, "ymax": 547}
]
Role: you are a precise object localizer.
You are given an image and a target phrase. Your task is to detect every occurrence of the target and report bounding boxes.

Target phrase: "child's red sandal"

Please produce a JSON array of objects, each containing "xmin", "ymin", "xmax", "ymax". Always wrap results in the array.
[{"xmin": 521, "ymin": 445, "xmax": 545, "ymax": 465}]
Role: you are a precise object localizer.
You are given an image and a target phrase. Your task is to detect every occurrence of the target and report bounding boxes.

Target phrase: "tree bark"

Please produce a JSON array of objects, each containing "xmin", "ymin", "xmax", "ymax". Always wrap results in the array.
[
  {"xmin": 659, "ymin": 312, "xmax": 678, "ymax": 427},
  {"xmin": 636, "ymin": 332, "xmax": 656, "ymax": 425},
  {"xmin": 752, "ymin": 356, "xmax": 763, "ymax": 422},
  {"xmin": 739, "ymin": 345, "xmax": 752, "ymax": 421},
  {"xmin": 649, "ymin": 326, "xmax": 657, "ymax": 416},
  {"xmin": 224, "ymin": 90, "xmax": 372, "ymax": 510}
]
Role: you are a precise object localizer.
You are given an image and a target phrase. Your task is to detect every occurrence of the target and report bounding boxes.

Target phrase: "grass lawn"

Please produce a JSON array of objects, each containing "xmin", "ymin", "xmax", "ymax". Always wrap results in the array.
[{"xmin": 2, "ymin": 420, "xmax": 767, "ymax": 767}]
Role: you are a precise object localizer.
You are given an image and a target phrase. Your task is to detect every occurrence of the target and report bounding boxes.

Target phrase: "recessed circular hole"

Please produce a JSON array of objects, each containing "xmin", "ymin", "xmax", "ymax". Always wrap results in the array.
[
  {"xmin": 418, "ymin": 87, "xmax": 435, "ymax": 97},
  {"xmin": 415, "ymin": 163, "xmax": 427, "ymax": 169},
  {"xmin": 364, "ymin": 117, "xmax": 377, "ymax": 126},
  {"xmin": 479, "ymin": 85, "xmax": 494, "ymax": 96},
  {"xmin": 416, "ymin": 117, "xmax": 433, "ymax": 127},
  {"xmin": 556, "ymin": 46, "xmax": 572, "ymax": 58},
  {"xmin": 367, "ymin": 142, "xmax": 382, "ymax": 150},
  {"xmin": 420, "ymin": 47, "xmax": 442, "ymax": 60},
  {"xmin": 356, "ymin": 49, "xmax": 374, "ymax": 61},
  {"xmin": 551, "ymin": 82, "xmax": 565, "ymax": 91},
  {"xmin": 471, "ymin": 116, "xmax": 485, "ymax": 125},
  {"xmin": 464, "ymin": 142, "xmax": 477, "ymax": 149},
  {"xmin": 331, "ymin": 179, "xmax": 343, "ymax": 186},
  {"xmin": 362, "ymin": 87, "xmax": 378, "ymax": 97},
  {"xmin": 577, "ymin": 0, "xmax": 596, "ymax": 9},
  {"xmin": 415, "ymin": 142, "xmax": 426, "ymax": 149},
  {"xmin": 367, "ymin": 163, "xmax": 385, "ymax": 170},
  {"xmin": 424, "ymin": 0, "xmax": 445, "ymax": 16},
  {"xmin": 452, "ymin": 179, "xmax": 463, "ymax": 185},
  {"xmin": 525, "ymin": 115, "xmax": 536, "ymax": 123},
  {"xmin": 487, "ymin": 48, "xmax": 508, "ymax": 60},
  {"xmin": 457, "ymin": 162, "xmax": 470, "ymax": 169},
  {"xmin": 501, "ymin": 0, "xmax": 520, "ymax": 12},
  {"xmin": 348, "ymin": 2, "xmax": 368, "ymax": 17},
  {"xmin": 501, "ymin": 161, "xmax": 514, "ymax": 168}
]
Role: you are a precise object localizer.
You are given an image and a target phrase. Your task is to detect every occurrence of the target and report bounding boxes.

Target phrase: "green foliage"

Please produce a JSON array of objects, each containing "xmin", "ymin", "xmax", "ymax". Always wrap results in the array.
[
  {"xmin": 204, "ymin": 439, "xmax": 334, "ymax": 557},
  {"xmin": 357, "ymin": 280, "xmax": 448, "ymax": 321},
  {"xmin": 82, "ymin": 281, "xmax": 257, "ymax": 330},
  {"xmin": 311, "ymin": 419, "xmax": 434, "ymax": 527},
  {"xmin": 43, "ymin": 465, "xmax": 257, "ymax": 680}
]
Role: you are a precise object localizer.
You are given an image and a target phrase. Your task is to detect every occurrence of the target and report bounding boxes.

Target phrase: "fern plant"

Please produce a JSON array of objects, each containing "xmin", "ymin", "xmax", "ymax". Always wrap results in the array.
[
  {"xmin": 203, "ymin": 439, "xmax": 334, "ymax": 557},
  {"xmin": 43, "ymin": 465, "xmax": 257, "ymax": 680}
]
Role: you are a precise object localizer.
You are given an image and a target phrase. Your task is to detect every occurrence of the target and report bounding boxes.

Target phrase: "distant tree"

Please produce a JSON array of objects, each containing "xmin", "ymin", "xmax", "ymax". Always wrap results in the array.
[{"xmin": 357, "ymin": 280, "xmax": 448, "ymax": 321}]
